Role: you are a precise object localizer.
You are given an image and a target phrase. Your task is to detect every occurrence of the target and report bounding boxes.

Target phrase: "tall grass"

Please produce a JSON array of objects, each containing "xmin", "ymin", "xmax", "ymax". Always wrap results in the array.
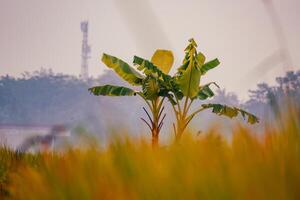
[
  {"xmin": 0, "ymin": 147, "xmax": 41, "ymax": 197},
  {"xmin": 1, "ymin": 107, "xmax": 300, "ymax": 199}
]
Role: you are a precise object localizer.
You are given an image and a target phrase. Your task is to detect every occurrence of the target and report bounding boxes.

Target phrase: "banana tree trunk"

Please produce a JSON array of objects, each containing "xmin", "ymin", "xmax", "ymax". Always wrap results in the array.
[
  {"xmin": 151, "ymin": 109, "xmax": 160, "ymax": 148},
  {"xmin": 175, "ymin": 118, "xmax": 187, "ymax": 143},
  {"xmin": 152, "ymin": 129, "xmax": 159, "ymax": 147},
  {"xmin": 141, "ymin": 99, "xmax": 166, "ymax": 148}
]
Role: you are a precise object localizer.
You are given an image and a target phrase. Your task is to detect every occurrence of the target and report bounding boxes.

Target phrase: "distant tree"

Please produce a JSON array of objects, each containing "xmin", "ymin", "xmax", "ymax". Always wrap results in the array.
[
  {"xmin": 212, "ymin": 89, "xmax": 240, "ymax": 106},
  {"xmin": 245, "ymin": 70, "xmax": 300, "ymax": 120}
]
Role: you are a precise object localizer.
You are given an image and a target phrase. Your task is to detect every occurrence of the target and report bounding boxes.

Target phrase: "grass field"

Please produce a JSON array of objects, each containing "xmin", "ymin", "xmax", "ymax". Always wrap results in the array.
[{"xmin": 0, "ymin": 107, "xmax": 299, "ymax": 200}]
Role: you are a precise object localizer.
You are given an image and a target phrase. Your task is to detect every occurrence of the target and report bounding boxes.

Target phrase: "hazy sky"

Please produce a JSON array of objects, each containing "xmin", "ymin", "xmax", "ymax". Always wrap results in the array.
[{"xmin": 0, "ymin": 0, "xmax": 299, "ymax": 99}]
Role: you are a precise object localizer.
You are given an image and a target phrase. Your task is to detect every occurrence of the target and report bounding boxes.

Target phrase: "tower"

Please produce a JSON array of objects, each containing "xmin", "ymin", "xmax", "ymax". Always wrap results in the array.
[{"xmin": 80, "ymin": 21, "xmax": 91, "ymax": 80}]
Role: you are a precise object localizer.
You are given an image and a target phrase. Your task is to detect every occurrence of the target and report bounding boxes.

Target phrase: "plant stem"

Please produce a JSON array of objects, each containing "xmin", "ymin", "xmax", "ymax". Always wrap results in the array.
[
  {"xmin": 183, "ymin": 96, "xmax": 189, "ymax": 116},
  {"xmin": 138, "ymin": 94, "xmax": 166, "ymax": 147},
  {"xmin": 145, "ymin": 97, "xmax": 167, "ymax": 148},
  {"xmin": 175, "ymin": 96, "xmax": 182, "ymax": 115},
  {"xmin": 151, "ymin": 98, "xmax": 160, "ymax": 147},
  {"xmin": 173, "ymin": 97, "xmax": 196, "ymax": 142}
]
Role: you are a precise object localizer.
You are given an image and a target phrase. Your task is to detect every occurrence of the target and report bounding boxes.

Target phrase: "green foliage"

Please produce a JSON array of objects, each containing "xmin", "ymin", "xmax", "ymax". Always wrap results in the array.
[
  {"xmin": 133, "ymin": 56, "xmax": 172, "ymax": 81},
  {"xmin": 133, "ymin": 55, "xmax": 183, "ymax": 101},
  {"xmin": 199, "ymin": 58, "xmax": 220, "ymax": 75},
  {"xmin": 89, "ymin": 85, "xmax": 136, "ymax": 96},
  {"xmin": 90, "ymin": 38, "xmax": 259, "ymax": 143},
  {"xmin": 201, "ymin": 103, "xmax": 260, "ymax": 124},
  {"xmin": 177, "ymin": 62, "xmax": 201, "ymax": 98},
  {"xmin": 197, "ymin": 82, "xmax": 220, "ymax": 100},
  {"xmin": 177, "ymin": 39, "xmax": 203, "ymax": 98},
  {"xmin": 101, "ymin": 53, "xmax": 144, "ymax": 86},
  {"xmin": 91, "ymin": 52, "xmax": 172, "ymax": 146},
  {"xmin": 160, "ymin": 38, "xmax": 259, "ymax": 140}
]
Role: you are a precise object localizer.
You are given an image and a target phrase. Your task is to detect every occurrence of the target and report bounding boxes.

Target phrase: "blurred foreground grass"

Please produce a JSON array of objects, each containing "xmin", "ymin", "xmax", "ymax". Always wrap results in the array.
[{"xmin": 1, "ymin": 107, "xmax": 300, "ymax": 200}]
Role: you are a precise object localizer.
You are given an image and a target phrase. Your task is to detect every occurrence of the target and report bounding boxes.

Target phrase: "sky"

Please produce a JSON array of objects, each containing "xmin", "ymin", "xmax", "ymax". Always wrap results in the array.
[{"xmin": 0, "ymin": 0, "xmax": 299, "ymax": 100}]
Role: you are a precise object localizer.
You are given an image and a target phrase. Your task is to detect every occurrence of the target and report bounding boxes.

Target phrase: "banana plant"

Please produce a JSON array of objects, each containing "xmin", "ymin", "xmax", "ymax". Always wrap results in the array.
[
  {"xmin": 89, "ymin": 51, "xmax": 174, "ymax": 147},
  {"xmin": 133, "ymin": 39, "xmax": 259, "ymax": 142}
]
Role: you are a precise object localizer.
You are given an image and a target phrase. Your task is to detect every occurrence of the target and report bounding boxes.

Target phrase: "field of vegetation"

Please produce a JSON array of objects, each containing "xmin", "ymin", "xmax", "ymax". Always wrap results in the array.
[{"xmin": 0, "ymin": 105, "xmax": 299, "ymax": 200}]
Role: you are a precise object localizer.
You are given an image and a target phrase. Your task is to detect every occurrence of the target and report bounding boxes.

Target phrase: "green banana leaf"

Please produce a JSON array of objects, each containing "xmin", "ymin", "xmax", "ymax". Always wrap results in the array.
[
  {"xmin": 177, "ymin": 39, "xmax": 207, "ymax": 98},
  {"xmin": 89, "ymin": 85, "xmax": 136, "ymax": 96},
  {"xmin": 200, "ymin": 59, "xmax": 220, "ymax": 75},
  {"xmin": 133, "ymin": 56, "xmax": 183, "ymax": 100},
  {"xmin": 197, "ymin": 82, "xmax": 220, "ymax": 100},
  {"xmin": 201, "ymin": 103, "xmax": 259, "ymax": 124},
  {"xmin": 178, "ymin": 60, "xmax": 201, "ymax": 98},
  {"xmin": 133, "ymin": 56, "xmax": 172, "ymax": 81},
  {"xmin": 101, "ymin": 53, "xmax": 144, "ymax": 86}
]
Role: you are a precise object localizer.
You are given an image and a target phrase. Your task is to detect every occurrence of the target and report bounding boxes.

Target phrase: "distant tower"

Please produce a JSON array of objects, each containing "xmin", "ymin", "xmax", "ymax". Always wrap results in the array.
[{"xmin": 80, "ymin": 21, "xmax": 91, "ymax": 80}]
